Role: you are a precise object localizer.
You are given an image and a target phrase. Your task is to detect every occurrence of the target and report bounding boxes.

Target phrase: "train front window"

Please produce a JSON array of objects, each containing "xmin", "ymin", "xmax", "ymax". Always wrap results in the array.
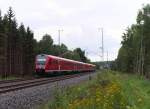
[
  {"xmin": 36, "ymin": 55, "xmax": 46, "ymax": 65},
  {"xmin": 37, "ymin": 60, "xmax": 46, "ymax": 65}
]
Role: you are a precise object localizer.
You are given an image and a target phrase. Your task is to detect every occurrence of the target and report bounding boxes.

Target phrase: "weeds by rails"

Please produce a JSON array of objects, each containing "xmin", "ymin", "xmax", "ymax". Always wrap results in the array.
[{"xmin": 41, "ymin": 70, "xmax": 150, "ymax": 109}]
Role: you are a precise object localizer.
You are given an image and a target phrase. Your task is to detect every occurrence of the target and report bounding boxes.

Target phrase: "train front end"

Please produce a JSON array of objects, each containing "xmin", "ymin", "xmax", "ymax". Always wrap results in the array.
[{"xmin": 35, "ymin": 54, "xmax": 47, "ymax": 75}]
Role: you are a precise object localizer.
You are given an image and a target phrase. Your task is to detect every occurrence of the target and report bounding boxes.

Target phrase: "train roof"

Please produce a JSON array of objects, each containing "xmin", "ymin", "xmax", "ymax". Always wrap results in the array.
[{"xmin": 37, "ymin": 54, "xmax": 95, "ymax": 66}]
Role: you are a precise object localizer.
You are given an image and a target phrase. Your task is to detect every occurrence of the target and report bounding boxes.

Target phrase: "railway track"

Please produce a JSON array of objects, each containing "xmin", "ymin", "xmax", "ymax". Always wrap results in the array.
[
  {"xmin": 0, "ymin": 72, "xmax": 93, "ymax": 94},
  {"xmin": 0, "ymin": 78, "xmax": 35, "ymax": 84}
]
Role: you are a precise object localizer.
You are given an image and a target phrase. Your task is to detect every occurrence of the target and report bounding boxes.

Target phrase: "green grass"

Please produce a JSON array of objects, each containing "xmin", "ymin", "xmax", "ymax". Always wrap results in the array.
[
  {"xmin": 100, "ymin": 70, "xmax": 150, "ymax": 109},
  {"xmin": 40, "ymin": 70, "xmax": 150, "ymax": 109},
  {"xmin": 0, "ymin": 76, "xmax": 17, "ymax": 80}
]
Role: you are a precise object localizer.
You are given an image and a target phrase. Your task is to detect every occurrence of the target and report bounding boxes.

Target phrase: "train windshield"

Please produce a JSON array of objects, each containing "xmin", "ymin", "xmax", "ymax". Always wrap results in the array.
[
  {"xmin": 37, "ymin": 59, "xmax": 46, "ymax": 65},
  {"xmin": 36, "ymin": 55, "xmax": 46, "ymax": 65}
]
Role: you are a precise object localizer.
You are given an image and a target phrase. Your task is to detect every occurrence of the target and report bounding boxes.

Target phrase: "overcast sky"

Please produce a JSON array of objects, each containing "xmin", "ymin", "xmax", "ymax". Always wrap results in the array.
[{"xmin": 0, "ymin": 0, "xmax": 149, "ymax": 61}]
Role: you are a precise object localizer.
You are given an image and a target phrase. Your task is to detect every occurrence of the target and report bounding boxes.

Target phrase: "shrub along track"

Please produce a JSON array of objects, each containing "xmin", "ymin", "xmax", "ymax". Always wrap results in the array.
[{"xmin": 0, "ymin": 72, "xmax": 93, "ymax": 94}]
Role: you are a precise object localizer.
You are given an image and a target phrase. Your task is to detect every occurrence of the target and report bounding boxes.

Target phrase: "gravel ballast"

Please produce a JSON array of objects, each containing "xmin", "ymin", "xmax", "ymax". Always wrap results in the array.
[{"xmin": 0, "ymin": 73, "xmax": 96, "ymax": 109}]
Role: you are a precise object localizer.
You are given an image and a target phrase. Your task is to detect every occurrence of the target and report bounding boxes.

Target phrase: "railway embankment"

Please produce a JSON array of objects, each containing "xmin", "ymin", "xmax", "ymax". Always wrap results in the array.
[
  {"xmin": 40, "ymin": 70, "xmax": 150, "ymax": 109},
  {"xmin": 0, "ymin": 72, "xmax": 96, "ymax": 109}
]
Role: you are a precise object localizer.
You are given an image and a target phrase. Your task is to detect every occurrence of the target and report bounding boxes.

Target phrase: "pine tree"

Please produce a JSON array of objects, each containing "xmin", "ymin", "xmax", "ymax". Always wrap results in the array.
[
  {"xmin": 6, "ymin": 7, "xmax": 15, "ymax": 76},
  {"xmin": 25, "ymin": 27, "xmax": 34, "ymax": 75},
  {"xmin": 0, "ymin": 10, "xmax": 3, "ymax": 32},
  {"xmin": 18, "ymin": 23, "xmax": 26, "ymax": 76}
]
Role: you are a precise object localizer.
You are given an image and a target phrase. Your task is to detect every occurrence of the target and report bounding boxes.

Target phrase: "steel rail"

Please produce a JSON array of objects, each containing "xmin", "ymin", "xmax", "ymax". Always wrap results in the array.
[
  {"xmin": 0, "ymin": 78, "xmax": 35, "ymax": 84},
  {"xmin": 0, "ymin": 72, "xmax": 93, "ymax": 94}
]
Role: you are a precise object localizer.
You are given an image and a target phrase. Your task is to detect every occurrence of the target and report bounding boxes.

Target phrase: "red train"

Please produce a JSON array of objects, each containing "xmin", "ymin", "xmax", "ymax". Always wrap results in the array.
[{"xmin": 35, "ymin": 54, "xmax": 95, "ymax": 75}]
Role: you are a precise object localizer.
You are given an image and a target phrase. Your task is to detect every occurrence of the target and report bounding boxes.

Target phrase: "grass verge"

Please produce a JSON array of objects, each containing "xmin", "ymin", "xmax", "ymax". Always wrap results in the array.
[
  {"xmin": 0, "ymin": 76, "xmax": 17, "ymax": 80},
  {"xmin": 40, "ymin": 70, "xmax": 150, "ymax": 109}
]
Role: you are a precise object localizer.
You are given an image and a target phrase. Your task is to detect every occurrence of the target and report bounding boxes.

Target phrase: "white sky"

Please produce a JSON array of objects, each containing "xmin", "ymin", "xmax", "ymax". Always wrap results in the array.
[{"xmin": 0, "ymin": 0, "xmax": 149, "ymax": 62}]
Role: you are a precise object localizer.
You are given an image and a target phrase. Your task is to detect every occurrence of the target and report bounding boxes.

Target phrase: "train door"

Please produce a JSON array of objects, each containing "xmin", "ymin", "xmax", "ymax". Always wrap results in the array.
[{"xmin": 47, "ymin": 58, "xmax": 59, "ymax": 71}]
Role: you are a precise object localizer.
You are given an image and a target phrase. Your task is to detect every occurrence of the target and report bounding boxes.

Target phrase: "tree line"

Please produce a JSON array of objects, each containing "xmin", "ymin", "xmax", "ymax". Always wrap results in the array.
[
  {"xmin": 116, "ymin": 4, "xmax": 150, "ymax": 78},
  {"xmin": 36, "ymin": 34, "xmax": 90, "ymax": 63},
  {"xmin": 0, "ymin": 7, "xmax": 90, "ymax": 77}
]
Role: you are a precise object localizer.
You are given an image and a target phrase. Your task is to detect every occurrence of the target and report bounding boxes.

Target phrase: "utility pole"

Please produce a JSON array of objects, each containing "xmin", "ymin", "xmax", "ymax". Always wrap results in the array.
[
  {"xmin": 106, "ymin": 50, "xmax": 109, "ymax": 69},
  {"xmin": 137, "ymin": 20, "xmax": 144, "ymax": 75},
  {"xmin": 141, "ymin": 22, "xmax": 144, "ymax": 76},
  {"xmin": 58, "ymin": 29, "xmax": 63, "ymax": 56},
  {"xmin": 58, "ymin": 29, "xmax": 63, "ymax": 46},
  {"xmin": 107, "ymin": 51, "xmax": 108, "ymax": 63},
  {"xmin": 98, "ymin": 28, "xmax": 104, "ymax": 62}
]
